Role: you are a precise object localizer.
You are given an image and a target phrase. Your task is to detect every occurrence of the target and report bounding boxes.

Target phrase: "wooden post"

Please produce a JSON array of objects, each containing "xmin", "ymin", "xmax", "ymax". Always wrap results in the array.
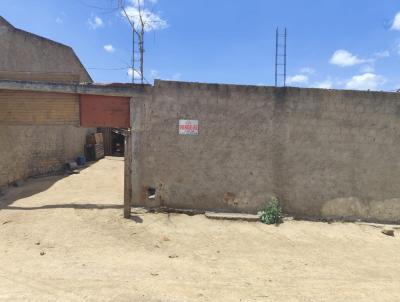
[
  {"xmin": 123, "ymin": 128, "xmax": 132, "ymax": 219},
  {"xmin": 124, "ymin": 97, "xmax": 143, "ymax": 219},
  {"xmin": 131, "ymin": 97, "xmax": 143, "ymax": 211}
]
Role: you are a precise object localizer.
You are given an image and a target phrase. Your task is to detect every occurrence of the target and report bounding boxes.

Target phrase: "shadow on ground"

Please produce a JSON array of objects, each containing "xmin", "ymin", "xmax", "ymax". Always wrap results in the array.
[
  {"xmin": 0, "ymin": 175, "xmax": 66, "ymax": 209},
  {"xmin": 0, "ymin": 160, "xmax": 107, "ymax": 209},
  {"xmin": 130, "ymin": 215, "xmax": 143, "ymax": 223},
  {"xmin": 4, "ymin": 204, "xmax": 123, "ymax": 211}
]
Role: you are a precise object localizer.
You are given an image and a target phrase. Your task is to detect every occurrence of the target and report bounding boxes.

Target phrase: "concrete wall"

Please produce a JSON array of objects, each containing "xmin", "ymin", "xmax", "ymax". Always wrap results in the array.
[
  {"xmin": 0, "ymin": 16, "xmax": 91, "ymax": 83},
  {"xmin": 0, "ymin": 125, "xmax": 92, "ymax": 186},
  {"xmin": 135, "ymin": 80, "xmax": 400, "ymax": 223},
  {"xmin": 0, "ymin": 17, "xmax": 94, "ymax": 187}
]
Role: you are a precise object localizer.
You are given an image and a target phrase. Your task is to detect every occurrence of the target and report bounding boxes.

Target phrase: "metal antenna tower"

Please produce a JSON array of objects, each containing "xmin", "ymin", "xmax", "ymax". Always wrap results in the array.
[
  {"xmin": 129, "ymin": 20, "xmax": 144, "ymax": 84},
  {"xmin": 132, "ymin": 22, "xmax": 135, "ymax": 84},
  {"xmin": 275, "ymin": 27, "xmax": 287, "ymax": 87},
  {"xmin": 120, "ymin": 0, "xmax": 144, "ymax": 84}
]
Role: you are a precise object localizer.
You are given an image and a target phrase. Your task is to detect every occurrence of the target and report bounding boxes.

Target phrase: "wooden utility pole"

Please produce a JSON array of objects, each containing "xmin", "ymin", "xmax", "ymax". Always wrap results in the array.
[
  {"xmin": 123, "ymin": 96, "xmax": 143, "ymax": 219},
  {"xmin": 123, "ymin": 127, "xmax": 132, "ymax": 219}
]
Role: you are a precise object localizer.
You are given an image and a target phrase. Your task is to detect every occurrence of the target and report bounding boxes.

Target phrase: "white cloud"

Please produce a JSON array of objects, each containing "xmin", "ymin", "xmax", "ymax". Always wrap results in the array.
[
  {"xmin": 300, "ymin": 67, "xmax": 315, "ymax": 75},
  {"xmin": 330, "ymin": 49, "xmax": 365, "ymax": 67},
  {"xmin": 287, "ymin": 74, "xmax": 309, "ymax": 85},
  {"xmin": 314, "ymin": 80, "xmax": 333, "ymax": 89},
  {"xmin": 171, "ymin": 73, "xmax": 182, "ymax": 80},
  {"xmin": 374, "ymin": 50, "xmax": 390, "ymax": 58},
  {"xmin": 103, "ymin": 44, "xmax": 115, "ymax": 53},
  {"xmin": 150, "ymin": 69, "xmax": 159, "ymax": 78},
  {"xmin": 131, "ymin": 0, "xmax": 158, "ymax": 6},
  {"xmin": 162, "ymin": 72, "xmax": 182, "ymax": 81},
  {"xmin": 391, "ymin": 12, "xmax": 400, "ymax": 30},
  {"xmin": 131, "ymin": 0, "xmax": 145, "ymax": 6},
  {"xmin": 128, "ymin": 68, "xmax": 141, "ymax": 80},
  {"xmin": 360, "ymin": 65, "xmax": 375, "ymax": 73},
  {"xmin": 87, "ymin": 15, "xmax": 104, "ymax": 29},
  {"xmin": 122, "ymin": 2, "xmax": 167, "ymax": 32},
  {"xmin": 345, "ymin": 73, "xmax": 385, "ymax": 91}
]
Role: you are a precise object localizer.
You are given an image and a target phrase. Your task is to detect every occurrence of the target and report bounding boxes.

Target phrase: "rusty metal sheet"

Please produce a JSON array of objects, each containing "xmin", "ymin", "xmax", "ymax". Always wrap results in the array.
[{"xmin": 80, "ymin": 94, "xmax": 130, "ymax": 128}]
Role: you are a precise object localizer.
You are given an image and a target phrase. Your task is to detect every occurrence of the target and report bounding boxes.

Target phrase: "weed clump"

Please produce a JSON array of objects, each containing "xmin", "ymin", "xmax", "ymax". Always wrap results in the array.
[{"xmin": 260, "ymin": 197, "xmax": 283, "ymax": 225}]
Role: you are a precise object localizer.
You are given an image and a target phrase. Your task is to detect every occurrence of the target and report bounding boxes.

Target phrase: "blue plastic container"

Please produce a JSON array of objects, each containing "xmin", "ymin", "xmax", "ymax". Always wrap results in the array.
[{"xmin": 76, "ymin": 155, "xmax": 86, "ymax": 166}]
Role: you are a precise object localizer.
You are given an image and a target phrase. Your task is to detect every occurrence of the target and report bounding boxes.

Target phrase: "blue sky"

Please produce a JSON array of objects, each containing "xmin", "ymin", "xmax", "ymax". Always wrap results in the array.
[{"xmin": 2, "ymin": 0, "xmax": 400, "ymax": 91}]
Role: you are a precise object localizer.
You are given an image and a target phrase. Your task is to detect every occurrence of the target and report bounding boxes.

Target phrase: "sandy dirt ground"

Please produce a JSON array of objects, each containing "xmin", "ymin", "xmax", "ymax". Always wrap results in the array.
[{"xmin": 1, "ymin": 157, "xmax": 400, "ymax": 301}]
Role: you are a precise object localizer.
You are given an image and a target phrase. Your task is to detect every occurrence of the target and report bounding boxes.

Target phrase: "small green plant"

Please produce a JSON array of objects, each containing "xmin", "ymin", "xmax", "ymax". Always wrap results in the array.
[{"xmin": 260, "ymin": 197, "xmax": 283, "ymax": 225}]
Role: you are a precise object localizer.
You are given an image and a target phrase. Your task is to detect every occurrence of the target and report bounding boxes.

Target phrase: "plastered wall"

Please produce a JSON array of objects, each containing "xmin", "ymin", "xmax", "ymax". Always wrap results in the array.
[
  {"xmin": 136, "ymin": 80, "xmax": 400, "ymax": 223},
  {"xmin": 0, "ymin": 125, "xmax": 92, "ymax": 187},
  {"xmin": 0, "ymin": 17, "xmax": 91, "ymax": 83}
]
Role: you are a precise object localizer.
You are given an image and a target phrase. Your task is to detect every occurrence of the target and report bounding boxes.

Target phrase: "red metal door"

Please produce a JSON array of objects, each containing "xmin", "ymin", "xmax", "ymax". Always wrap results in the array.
[{"xmin": 80, "ymin": 95, "xmax": 130, "ymax": 128}]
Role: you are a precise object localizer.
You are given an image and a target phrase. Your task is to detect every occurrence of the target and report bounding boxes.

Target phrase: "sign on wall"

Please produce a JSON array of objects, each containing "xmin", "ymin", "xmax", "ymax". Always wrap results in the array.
[{"xmin": 179, "ymin": 119, "xmax": 199, "ymax": 135}]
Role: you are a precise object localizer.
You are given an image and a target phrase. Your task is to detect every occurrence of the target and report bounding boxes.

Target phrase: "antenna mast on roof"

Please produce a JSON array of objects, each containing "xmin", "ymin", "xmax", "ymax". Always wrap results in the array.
[
  {"xmin": 275, "ymin": 27, "xmax": 287, "ymax": 87},
  {"xmin": 120, "ymin": 0, "xmax": 145, "ymax": 84}
]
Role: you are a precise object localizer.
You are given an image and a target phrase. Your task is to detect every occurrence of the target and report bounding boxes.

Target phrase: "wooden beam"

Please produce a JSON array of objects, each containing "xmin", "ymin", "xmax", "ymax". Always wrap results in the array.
[
  {"xmin": 124, "ymin": 128, "xmax": 132, "ymax": 219},
  {"xmin": 131, "ymin": 96, "xmax": 143, "ymax": 212},
  {"xmin": 0, "ymin": 79, "xmax": 149, "ymax": 97},
  {"xmin": 124, "ymin": 97, "xmax": 141, "ymax": 219}
]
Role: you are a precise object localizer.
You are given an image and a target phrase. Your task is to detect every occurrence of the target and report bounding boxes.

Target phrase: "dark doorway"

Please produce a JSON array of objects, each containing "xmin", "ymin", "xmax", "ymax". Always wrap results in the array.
[{"xmin": 99, "ymin": 128, "xmax": 125, "ymax": 157}]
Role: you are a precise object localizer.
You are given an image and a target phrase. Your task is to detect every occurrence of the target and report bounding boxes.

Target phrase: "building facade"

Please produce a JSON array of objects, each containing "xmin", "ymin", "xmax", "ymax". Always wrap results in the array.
[{"xmin": 0, "ymin": 16, "xmax": 93, "ymax": 187}]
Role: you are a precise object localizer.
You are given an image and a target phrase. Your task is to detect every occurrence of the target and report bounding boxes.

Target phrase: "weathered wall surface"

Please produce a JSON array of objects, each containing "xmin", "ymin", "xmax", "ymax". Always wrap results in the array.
[
  {"xmin": 136, "ymin": 80, "xmax": 400, "ymax": 223},
  {"xmin": 0, "ymin": 16, "xmax": 91, "ymax": 83},
  {"xmin": 0, "ymin": 17, "xmax": 94, "ymax": 187},
  {"xmin": 0, "ymin": 89, "xmax": 93, "ymax": 187},
  {"xmin": 0, "ymin": 90, "xmax": 80, "ymax": 125},
  {"xmin": 0, "ymin": 125, "xmax": 92, "ymax": 187}
]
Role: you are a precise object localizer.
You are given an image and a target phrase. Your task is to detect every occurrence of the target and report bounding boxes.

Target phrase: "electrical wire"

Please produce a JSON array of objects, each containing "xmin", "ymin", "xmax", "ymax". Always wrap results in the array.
[{"xmin": 87, "ymin": 67, "xmax": 128, "ymax": 70}]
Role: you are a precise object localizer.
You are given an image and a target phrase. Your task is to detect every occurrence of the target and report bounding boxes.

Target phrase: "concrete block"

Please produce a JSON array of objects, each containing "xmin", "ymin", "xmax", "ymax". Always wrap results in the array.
[{"xmin": 205, "ymin": 212, "xmax": 260, "ymax": 222}]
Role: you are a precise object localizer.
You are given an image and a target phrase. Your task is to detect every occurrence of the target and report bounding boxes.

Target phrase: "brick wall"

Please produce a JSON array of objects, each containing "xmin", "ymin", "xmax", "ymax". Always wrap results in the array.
[
  {"xmin": 0, "ymin": 90, "xmax": 79, "ymax": 125},
  {"xmin": 0, "ymin": 90, "xmax": 93, "ymax": 187}
]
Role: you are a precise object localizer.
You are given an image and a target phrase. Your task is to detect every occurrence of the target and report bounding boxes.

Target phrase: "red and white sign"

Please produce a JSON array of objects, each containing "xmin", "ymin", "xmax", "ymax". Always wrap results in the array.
[{"xmin": 179, "ymin": 119, "xmax": 199, "ymax": 135}]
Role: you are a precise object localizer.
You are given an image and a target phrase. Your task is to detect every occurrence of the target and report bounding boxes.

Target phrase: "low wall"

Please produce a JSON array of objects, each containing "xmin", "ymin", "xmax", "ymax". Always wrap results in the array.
[
  {"xmin": 0, "ymin": 125, "xmax": 92, "ymax": 187},
  {"xmin": 135, "ymin": 80, "xmax": 400, "ymax": 223}
]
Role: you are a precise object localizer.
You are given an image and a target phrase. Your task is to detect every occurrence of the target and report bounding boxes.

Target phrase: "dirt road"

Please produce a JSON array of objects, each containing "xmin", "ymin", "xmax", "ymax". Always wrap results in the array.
[{"xmin": 1, "ymin": 157, "xmax": 400, "ymax": 301}]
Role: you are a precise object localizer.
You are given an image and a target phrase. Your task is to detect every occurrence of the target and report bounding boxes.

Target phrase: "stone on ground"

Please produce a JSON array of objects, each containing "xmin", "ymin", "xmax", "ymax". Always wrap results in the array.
[{"xmin": 382, "ymin": 228, "xmax": 395, "ymax": 237}]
